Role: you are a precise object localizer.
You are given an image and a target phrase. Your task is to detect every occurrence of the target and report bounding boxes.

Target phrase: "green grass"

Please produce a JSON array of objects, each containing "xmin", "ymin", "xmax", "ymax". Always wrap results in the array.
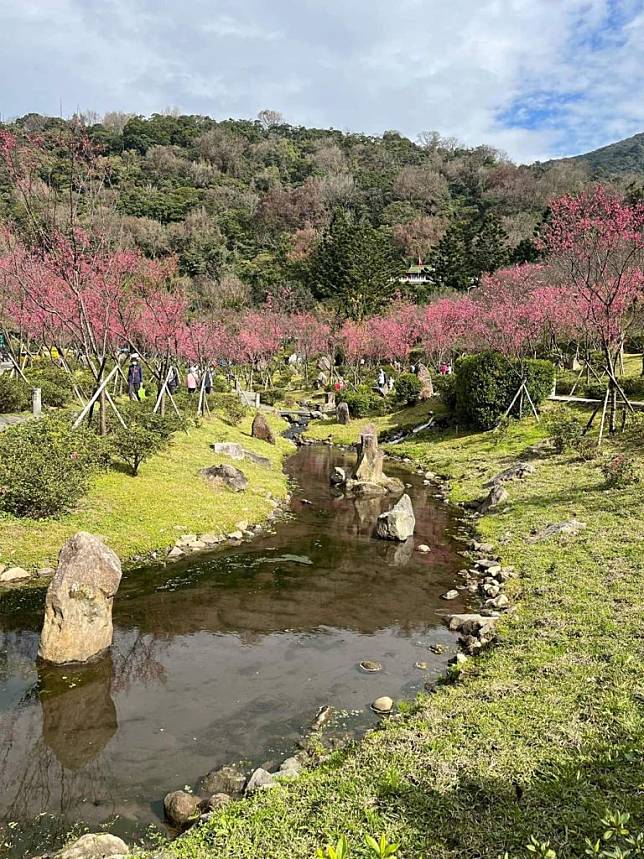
[
  {"xmin": 173, "ymin": 408, "xmax": 643, "ymax": 859},
  {"xmin": 0, "ymin": 412, "xmax": 292, "ymax": 571},
  {"xmin": 304, "ymin": 399, "xmax": 444, "ymax": 446}
]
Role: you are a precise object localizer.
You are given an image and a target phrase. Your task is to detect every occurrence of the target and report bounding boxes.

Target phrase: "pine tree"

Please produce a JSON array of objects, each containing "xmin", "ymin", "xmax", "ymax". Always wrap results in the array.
[
  {"xmin": 469, "ymin": 212, "xmax": 509, "ymax": 277},
  {"xmin": 309, "ymin": 210, "xmax": 400, "ymax": 319},
  {"xmin": 429, "ymin": 223, "xmax": 471, "ymax": 291}
]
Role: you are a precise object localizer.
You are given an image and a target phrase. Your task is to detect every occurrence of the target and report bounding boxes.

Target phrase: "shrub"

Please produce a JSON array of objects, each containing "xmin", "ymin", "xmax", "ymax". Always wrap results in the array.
[
  {"xmin": 394, "ymin": 373, "xmax": 422, "ymax": 405},
  {"xmin": 546, "ymin": 408, "xmax": 584, "ymax": 453},
  {"xmin": 109, "ymin": 424, "xmax": 164, "ymax": 475},
  {"xmin": 433, "ymin": 373, "xmax": 457, "ymax": 410},
  {"xmin": 0, "ymin": 416, "xmax": 104, "ymax": 518},
  {"xmin": 342, "ymin": 386, "xmax": 387, "ymax": 418},
  {"xmin": 112, "ymin": 401, "xmax": 189, "ymax": 439},
  {"xmin": 212, "ymin": 373, "xmax": 230, "ymax": 393},
  {"xmin": 0, "ymin": 374, "xmax": 30, "ymax": 414},
  {"xmin": 453, "ymin": 352, "xmax": 554, "ymax": 430},
  {"xmin": 260, "ymin": 388, "xmax": 286, "ymax": 407},
  {"xmin": 620, "ymin": 376, "xmax": 644, "ymax": 400},
  {"xmin": 600, "ymin": 453, "xmax": 639, "ymax": 488},
  {"xmin": 27, "ymin": 367, "xmax": 75, "ymax": 408},
  {"xmin": 210, "ymin": 393, "xmax": 248, "ymax": 425}
]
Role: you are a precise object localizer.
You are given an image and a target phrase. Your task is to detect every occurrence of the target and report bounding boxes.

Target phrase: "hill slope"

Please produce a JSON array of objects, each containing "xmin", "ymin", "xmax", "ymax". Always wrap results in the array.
[{"xmin": 554, "ymin": 131, "xmax": 644, "ymax": 176}]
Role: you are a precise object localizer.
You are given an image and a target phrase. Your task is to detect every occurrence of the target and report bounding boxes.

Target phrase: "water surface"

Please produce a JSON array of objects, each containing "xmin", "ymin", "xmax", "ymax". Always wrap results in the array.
[{"xmin": 0, "ymin": 445, "xmax": 466, "ymax": 855}]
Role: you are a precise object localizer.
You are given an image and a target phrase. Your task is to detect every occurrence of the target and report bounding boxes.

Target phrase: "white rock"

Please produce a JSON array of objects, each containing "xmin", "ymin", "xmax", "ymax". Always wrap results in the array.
[
  {"xmin": 55, "ymin": 833, "xmax": 129, "ymax": 859},
  {"xmin": 376, "ymin": 494, "xmax": 415, "ymax": 541},
  {"xmin": 417, "ymin": 544, "xmax": 431, "ymax": 553},
  {"xmin": 227, "ymin": 530, "xmax": 243, "ymax": 541},
  {"xmin": 371, "ymin": 696, "xmax": 394, "ymax": 714},
  {"xmin": 0, "ymin": 566, "xmax": 31, "ymax": 583},
  {"xmin": 167, "ymin": 547, "xmax": 184, "ymax": 559},
  {"xmin": 246, "ymin": 767, "xmax": 276, "ymax": 792},
  {"xmin": 441, "ymin": 589, "xmax": 459, "ymax": 600}
]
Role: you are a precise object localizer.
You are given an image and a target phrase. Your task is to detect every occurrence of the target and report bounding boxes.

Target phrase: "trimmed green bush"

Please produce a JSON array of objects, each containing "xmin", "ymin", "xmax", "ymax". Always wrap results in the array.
[
  {"xmin": 453, "ymin": 352, "xmax": 554, "ymax": 429},
  {"xmin": 394, "ymin": 373, "xmax": 422, "ymax": 405},
  {"xmin": 546, "ymin": 408, "xmax": 584, "ymax": 453},
  {"xmin": 109, "ymin": 423, "xmax": 164, "ymax": 475},
  {"xmin": 342, "ymin": 386, "xmax": 387, "ymax": 418},
  {"xmin": 27, "ymin": 366, "xmax": 75, "ymax": 408},
  {"xmin": 0, "ymin": 374, "xmax": 30, "ymax": 414},
  {"xmin": 210, "ymin": 393, "xmax": 248, "ymax": 425},
  {"xmin": 260, "ymin": 387, "xmax": 286, "ymax": 407},
  {"xmin": 0, "ymin": 416, "xmax": 104, "ymax": 518}
]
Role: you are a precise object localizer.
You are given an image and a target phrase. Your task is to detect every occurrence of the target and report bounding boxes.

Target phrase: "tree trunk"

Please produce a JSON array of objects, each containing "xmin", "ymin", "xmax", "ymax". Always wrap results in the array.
[{"xmin": 99, "ymin": 389, "xmax": 107, "ymax": 436}]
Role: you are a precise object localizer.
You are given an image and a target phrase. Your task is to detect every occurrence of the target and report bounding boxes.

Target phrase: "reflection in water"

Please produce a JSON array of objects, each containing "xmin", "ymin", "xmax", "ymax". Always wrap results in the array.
[
  {"xmin": 39, "ymin": 656, "xmax": 117, "ymax": 770},
  {"xmin": 0, "ymin": 445, "xmax": 468, "ymax": 857}
]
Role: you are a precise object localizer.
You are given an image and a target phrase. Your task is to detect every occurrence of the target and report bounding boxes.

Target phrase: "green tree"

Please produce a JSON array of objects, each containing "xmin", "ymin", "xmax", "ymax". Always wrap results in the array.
[
  {"xmin": 429, "ymin": 222, "xmax": 471, "ymax": 291},
  {"xmin": 470, "ymin": 212, "xmax": 509, "ymax": 276},
  {"xmin": 308, "ymin": 210, "xmax": 401, "ymax": 319}
]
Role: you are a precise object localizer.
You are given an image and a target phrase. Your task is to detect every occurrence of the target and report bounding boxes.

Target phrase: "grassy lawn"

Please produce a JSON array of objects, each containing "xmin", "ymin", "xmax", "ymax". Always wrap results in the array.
[
  {"xmin": 304, "ymin": 399, "xmax": 444, "ymax": 445},
  {"xmin": 174, "ymin": 408, "xmax": 643, "ymax": 858},
  {"xmin": 0, "ymin": 412, "xmax": 292, "ymax": 571}
]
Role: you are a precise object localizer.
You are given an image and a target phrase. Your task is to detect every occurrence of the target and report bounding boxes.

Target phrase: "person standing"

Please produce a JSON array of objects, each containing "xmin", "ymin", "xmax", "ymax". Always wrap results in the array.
[
  {"xmin": 128, "ymin": 358, "xmax": 143, "ymax": 401},
  {"xmin": 204, "ymin": 366, "xmax": 213, "ymax": 395},
  {"xmin": 167, "ymin": 366, "xmax": 179, "ymax": 395},
  {"xmin": 186, "ymin": 366, "xmax": 198, "ymax": 395}
]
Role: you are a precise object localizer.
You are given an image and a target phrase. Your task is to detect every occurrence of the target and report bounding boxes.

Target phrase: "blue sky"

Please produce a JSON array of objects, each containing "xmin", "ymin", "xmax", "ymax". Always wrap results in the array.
[{"xmin": 0, "ymin": 0, "xmax": 642, "ymax": 163}]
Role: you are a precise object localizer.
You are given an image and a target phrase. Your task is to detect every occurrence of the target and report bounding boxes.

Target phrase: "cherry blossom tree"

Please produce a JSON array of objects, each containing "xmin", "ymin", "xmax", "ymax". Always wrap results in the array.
[{"xmin": 542, "ymin": 187, "xmax": 644, "ymax": 433}]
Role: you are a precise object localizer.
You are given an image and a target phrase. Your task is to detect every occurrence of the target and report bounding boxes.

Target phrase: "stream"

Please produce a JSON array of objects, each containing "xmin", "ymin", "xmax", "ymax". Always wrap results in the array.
[{"xmin": 0, "ymin": 444, "xmax": 468, "ymax": 856}]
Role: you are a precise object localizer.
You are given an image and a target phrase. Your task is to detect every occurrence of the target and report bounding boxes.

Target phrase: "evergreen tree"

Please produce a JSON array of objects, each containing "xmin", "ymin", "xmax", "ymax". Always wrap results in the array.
[
  {"xmin": 308, "ymin": 210, "xmax": 400, "ymax": 319},
  {"xmin": 469, "ymin": 212, "xmax": 509, "ymax": 277},
  {"xmin": 429, "ymin": 223, "xmax": 471, "ymax": 291}
]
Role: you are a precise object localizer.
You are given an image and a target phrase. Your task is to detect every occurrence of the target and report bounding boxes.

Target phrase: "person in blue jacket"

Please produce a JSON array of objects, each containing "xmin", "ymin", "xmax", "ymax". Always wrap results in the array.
[{"xmin": 128, "ymin": 357, "xmax": 143, "ymax": 401}]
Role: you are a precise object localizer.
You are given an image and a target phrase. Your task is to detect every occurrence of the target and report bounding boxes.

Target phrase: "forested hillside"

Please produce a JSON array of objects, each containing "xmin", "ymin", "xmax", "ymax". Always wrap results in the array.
[
  {"xmin": 548, "ymin": 131, "xmax": 644, "ymax": 178},
  {"xmin": 1, "ymin": 111, "xmax": 641, "ymax": 316}
]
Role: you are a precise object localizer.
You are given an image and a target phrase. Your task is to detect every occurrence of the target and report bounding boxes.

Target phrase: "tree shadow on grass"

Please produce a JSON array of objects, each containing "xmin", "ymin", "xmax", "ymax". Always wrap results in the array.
[{"xmin": 373, "ymin": 730, "xmax": 642, "ymax": 858}]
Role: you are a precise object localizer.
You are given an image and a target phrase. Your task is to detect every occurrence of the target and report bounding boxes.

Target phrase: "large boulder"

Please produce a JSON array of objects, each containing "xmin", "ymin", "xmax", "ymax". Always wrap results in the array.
[
  {"xmin": 376, "ymin": 494, "xmax": 415, "ymax": 541},
  {"xmin": 55, "ymin": 833, "xmax": 129, "ymax": 859},
  {"xmin": 210, "ymin": 442, "xmax": 272, "ymax": 468},
  {"xmin": 163, "ymin": 790, "xmax": 201, "ymax": 829},
  {"xmin": 251, "ymin": 413, "xmax": 276, "ymax": 444},
  {"xmin": 354, "ymin": 424, "xmax": 384, "ymax": 483},
  {"xmin": 336, "ymin": 402, "xmax": 350, "ymax": 425},
  {"xmin": 201, "ymin": 464, "xmax": 248, "ymax": 492},
  {"xmin": 39, "ymin": 533, "xmax": 122, "ymax": 665},
  {"xmin": 211, "ymin": 441, "xmax": 244, "ymax": 460},
  {"xmin": 416, "ymin": 364, "xmax": 434, "ymax": 400},
  {"xmin": 200, "ymin": 763, "xmax": 247, "ymax": 796}
]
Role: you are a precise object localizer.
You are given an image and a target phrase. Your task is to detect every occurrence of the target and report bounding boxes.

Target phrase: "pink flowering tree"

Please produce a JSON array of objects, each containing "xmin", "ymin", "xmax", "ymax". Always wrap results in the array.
[
  {"xmin": 370, "ymin": 300, "xmax": 420, "ymax": 365},
  {"xmin": 419, "ymin": 295, "xmax": 477, "ymax": 369},
  {"xmin": 0, "ymin": 127, "xmax": 150, "ymax": 431},
  {"xmin": 340, "ymin": 319, "xmax": 376, "ymax": 384},
  {"xmin": 288, "ymin": 312, "xmax": 332, "ymax": 383},
  {"xmin": 542, "ymin": 187, "xmax": 644, "ymax": 431}
]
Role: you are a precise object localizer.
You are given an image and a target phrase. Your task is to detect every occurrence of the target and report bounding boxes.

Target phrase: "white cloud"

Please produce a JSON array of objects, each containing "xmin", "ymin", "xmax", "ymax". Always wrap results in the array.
[{"xmin": 0, "ymin": 0, "xmax": 641, "ymax": 162}]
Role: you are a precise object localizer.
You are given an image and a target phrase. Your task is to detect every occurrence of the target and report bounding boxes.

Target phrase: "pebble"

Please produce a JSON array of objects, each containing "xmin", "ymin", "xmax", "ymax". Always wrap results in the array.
[
  {"xmin": 359, "ymin": 660, "xmax": 383, "ymax": 672},
  {"xmin": 414, "ymin": 661, "xmax": 428, "ymax": 670},
  {"xmin": 371, "ymin": 696, "xmax": 394, "ymax": 714},
  {"xmin": 441, "ymin": 589, "xmax": 459, "ymax": 600},
  {"xmin": 417, "ymin": 544, "xmax": 431, "ymax": 553}
]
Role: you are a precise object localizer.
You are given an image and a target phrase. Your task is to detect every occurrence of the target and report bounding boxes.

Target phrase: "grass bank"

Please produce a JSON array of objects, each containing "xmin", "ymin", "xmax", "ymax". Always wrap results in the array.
[
  {"xmin": 174, "ymin": 409, "xmax": 643, "ymax": 858},
  {"xmin": 0, "ymin": 412, "xmax": 292, "ymax": 571},
  {"xmin": 304, "ymin": 399, "xmax": 444, "ymax": 446}
]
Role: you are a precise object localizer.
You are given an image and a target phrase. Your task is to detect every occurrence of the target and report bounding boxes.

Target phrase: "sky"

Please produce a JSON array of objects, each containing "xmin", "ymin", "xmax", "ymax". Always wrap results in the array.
[{"xmin": 0, "ymin": 0, "xmax": 642, "ymax": 164}]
